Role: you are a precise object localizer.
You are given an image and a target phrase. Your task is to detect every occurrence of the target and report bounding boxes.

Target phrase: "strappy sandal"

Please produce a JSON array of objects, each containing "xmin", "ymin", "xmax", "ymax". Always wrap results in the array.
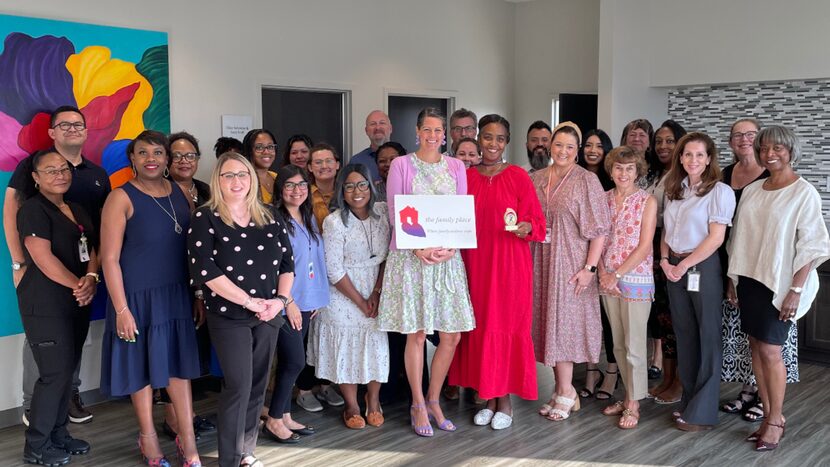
[
  {"xmin": 595, "ymin": 369, "xmax": 619, "ymax": 400},
  {"xmin": 579, "ymin": 368, "xmax": 604, "ymax": 398},
  {"xmin": 618, "ymin": 408, "xmax": 639, "ymax": 429},
  {"xmin": 743, "ymin": 401, "xmax": 765, "ymax": 422},
  {"xmin": 539, "ymin": 398, "xmax": 557, "ymax": 416},
  {"xmin": 721, "ymin": 389, "xmax": 757, "ymax": 414},
  {"xmin": 602, "ymin": 401, "xmax": 625, "ymax": 416},
  {"xmin": 426, "ymin": 400, "xmax": 456, "ymax": 432},
  {"xmin": 546, "ymin": 395, "xmax": 580, "ymax": 421},
  {"xmin": 756, "ymin": 421, "xmax": 786, "ymax": 451},
  {"xmin": 410, "ymin": 404, "xmax": 433, "ymax": 437}
]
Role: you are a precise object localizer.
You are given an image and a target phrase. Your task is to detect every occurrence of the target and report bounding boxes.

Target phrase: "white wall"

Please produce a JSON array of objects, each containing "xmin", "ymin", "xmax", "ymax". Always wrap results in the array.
[
  {"xmin": 512, "ymin": 0, "xmax": 599, "ymax": 163},
  {"xmin": 0, "ymin": 0, "xmax": 516, "ymax": 413}
]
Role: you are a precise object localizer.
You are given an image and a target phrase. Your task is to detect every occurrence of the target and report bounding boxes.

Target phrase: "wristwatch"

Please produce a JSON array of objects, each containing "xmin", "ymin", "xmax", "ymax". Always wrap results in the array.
[
  {"xmin": 584, "ymin": 264, "xmax": 597, "ymax": 273},
  {"xmin": 11, "ymin": 261, "xmax": 25, "ymax": 271},
  {"xmin": 85, "ymin": 272, "xmax": 100, "ymax": 283},
  {"xmin": 790, "ymin": 286, "xmax": 803, "ymax": 294},
  {"xmin": 194, "ymin": 289, "xmax": 204, "ymax": 300},
  {"xmin": 614, "ymin": 272, "xmax": 622, "ymax": 280}
]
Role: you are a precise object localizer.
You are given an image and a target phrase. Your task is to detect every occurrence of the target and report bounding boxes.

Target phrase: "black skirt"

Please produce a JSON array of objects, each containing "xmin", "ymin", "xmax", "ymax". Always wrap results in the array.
[{"xmin": 737, "ymin": 276, "xmax": 792, "ymax": 346}]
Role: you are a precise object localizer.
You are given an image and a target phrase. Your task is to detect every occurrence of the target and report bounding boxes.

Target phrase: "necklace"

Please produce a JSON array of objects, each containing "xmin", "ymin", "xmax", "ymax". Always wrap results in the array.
[
  {"xmin": 187, "ymin": 182, "xmax": 198, "ymax": 203},
  {"xmin": 358, "ymin": 215, "xmax": 376, "ymax": 258},
  {"xmin": 137, "ymin": 180, "xmax": 182, "ymax": 234}
]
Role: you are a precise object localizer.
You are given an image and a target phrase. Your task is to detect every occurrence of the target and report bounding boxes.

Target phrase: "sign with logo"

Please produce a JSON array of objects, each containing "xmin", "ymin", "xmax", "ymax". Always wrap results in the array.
[{"xmin": 394, "ymin": 195, "xmax": 477, "ymax": 249}]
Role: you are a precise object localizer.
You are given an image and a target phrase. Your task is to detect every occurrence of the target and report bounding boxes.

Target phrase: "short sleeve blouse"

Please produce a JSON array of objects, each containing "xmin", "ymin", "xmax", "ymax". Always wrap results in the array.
[
  {"xmin": 663, "ymin": 180, "xmax": 736, "ymax": 253},
  {"xmin": 188, "ymin": 205, "xmax": 294, "ymax": 326},
  {"xmin": 16, "ymin": 194, "xmax": 95, "ymax": 316}
]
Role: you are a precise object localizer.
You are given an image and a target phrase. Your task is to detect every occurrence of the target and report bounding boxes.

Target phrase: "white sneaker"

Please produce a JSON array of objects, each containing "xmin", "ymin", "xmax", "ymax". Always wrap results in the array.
[
  {"xmin": 316, "ymin": 386, "xmax": 345, "ymax": 407},
  {"xmin": 296, "ymin": 392, "xmax": 323, "ymax": 412},
  {"xmin": 490, "ymin": 411, "xmax": 513, "ymax": 430},
  {"xmin": 473, "ymin": 408, "xmax": 494, "ymax": 426}
]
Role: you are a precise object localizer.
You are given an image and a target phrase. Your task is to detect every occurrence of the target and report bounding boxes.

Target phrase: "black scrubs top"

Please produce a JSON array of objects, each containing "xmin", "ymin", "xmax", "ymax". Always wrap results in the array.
[{"xmin": 16, "ymin": 194, "xmax": 96, "ymax": 317}]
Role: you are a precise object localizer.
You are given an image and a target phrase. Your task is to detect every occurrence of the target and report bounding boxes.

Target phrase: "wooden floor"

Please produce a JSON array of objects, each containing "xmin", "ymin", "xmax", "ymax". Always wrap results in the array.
[{"xmin": 1, "ymin": 362, "xmax": 828, "ymax": 467}]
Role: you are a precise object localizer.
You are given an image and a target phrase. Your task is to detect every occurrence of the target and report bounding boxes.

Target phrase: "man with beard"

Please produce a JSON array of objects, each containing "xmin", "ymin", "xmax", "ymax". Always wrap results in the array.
[
  {"xmin": 447, "ymin": 108, "xmax": 478, "ymax": 156},
  {"xmin": 526, "ymin": 120, "xmax": 553, "ymax": 172},
  {"xmin": 351, "ymin": 110, "xmax": 393, "ymax": 181},
  {"xmin": 3, "ymin": 106, "xmax": 110, "ymax": 438}
]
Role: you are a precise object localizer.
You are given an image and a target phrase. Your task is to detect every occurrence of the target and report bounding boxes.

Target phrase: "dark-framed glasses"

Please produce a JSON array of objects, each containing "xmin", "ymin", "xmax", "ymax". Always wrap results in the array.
[
  {"xmin": 284, "ymin": 181, "xmax": 309, "ymax": 191},
  {"xmin": 344, "ymin": 181, "xmax": 371, "ymax": 193},
  {"xmin": 52, "ymin": 122, "xmax": 86, "ymax": 131},
  {"xmin": 254, "ymin": 144, "xmax": 277, "ymax": 153},
  {"xmin": 219, "ymin": 171, "xmax": 251, "ymax": 181},
  {"xmin": 451, "ymin": 125, "xmax": 476, "ymax": 134},
  {"xmin": 171, "ymin": 152, "xmax": 199, "ymax": 162},
  {"xmin": 731, "ymin": 131, "xmax": 758, "ymax": 141}
]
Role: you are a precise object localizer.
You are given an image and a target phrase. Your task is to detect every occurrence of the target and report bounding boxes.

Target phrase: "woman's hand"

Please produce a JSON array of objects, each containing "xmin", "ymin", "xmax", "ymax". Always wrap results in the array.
[
  {"xmin": 660, "ymin": 260, "xmax": 679, "ymax": 282},
  {"xmin": 116, "ymin": 308, "xmax": 138, "ymax": 342},
  {"xmin": 568, "ymin": 269, "xmax": 595, "ymax": 296},
  {"xmin": 73, "ymin": 275, "xmax": 97, "ymax": 306},
  {"xmin": 598, "ymin": 271, "xmax": 621, "ymax": 296},
  {"xmin": 726, "ymin": 278, "xmax": 738, "ymax": 306},
  {"xmin": 12, "ymin": 267, "xmax": 25, "ymax": 288},
  {"xmin": 666, "ymin": 262, "xmax": 689, "ymax": 282},
  {"xmin": 367, "ymin": 290, "xmax": 381, "ymax": 317},
  {"xmin": 193, "ymin": 298, "xmax": 206, "ymax": 328},
  {"xmin": 256, "ymin": 298, "xmax": 283, "ymax": 322},
  {"xmin": 415, "ymin": 248, "xmax": 456, "ymax": 265},
  {"xmin": 780, "ymin": 290, "xmax": 801, "ymax": 321},
  {"xmin": 512, "ymin": 221, "xmax": 532, "ymax": 239},
  {"xmin": 286, "ymin": 301, "xmax": 302, "ymax": 330},
  {"xmin": 357, "ymin": 297, "xmax": 375, "ymax": 318}
]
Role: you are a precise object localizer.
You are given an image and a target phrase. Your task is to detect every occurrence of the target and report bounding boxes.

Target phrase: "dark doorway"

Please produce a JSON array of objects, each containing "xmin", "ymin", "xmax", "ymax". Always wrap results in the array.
[
  {"xmin": 261, "ymin": 87, "xmax": 349, "ymax": 167},
  {"xmin": 387, "ymin": 95, "xmax": 451, "ymax": 154},
  {"xmin": 558, "ymin": 93, "xmax": 598, "ymax": 133}
]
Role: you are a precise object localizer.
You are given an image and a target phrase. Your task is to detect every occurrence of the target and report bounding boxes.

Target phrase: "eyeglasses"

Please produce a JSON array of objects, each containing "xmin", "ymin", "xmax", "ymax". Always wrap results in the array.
[
  {"xmin": 36, "ymin": 167, "xmax": 72, "ymax": 178},
  {"xmin": 451, "ymin": 125, "xmax": 476, "ymax": 134},
  {"xmin": 52, "ymin": 122, "xmax": 86, "ymax": 131},
  {"xmin": 311, "ymin": 158, "xmax": 337, "ymax": 167},
  {"xmin": 343, "ymin": 181, "xmax": 371, "ymax": 193},
  {"xmin": 731, "ymin": 131, "xmax": 758, "ymax": 141},
  {"xmin": 171, "ymin": 152, "xmax": 199, "ymax": 162},
  {"xmin": 219, "ymin": 171, "xmax": 251, "ymax": 181},
  {"xmin": 254, "ymin": 144, "xmax": 277, "ymax": 153},
  {"xmin": 284, "ymin": 181, "xmax": 309, "ymax": 191}
]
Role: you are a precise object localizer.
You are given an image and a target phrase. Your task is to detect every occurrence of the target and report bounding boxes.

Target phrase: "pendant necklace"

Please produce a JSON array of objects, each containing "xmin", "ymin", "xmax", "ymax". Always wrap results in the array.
[
  {"xmin": 359, "ymin": 215, "xmax": 376, "ymax": 258},
  {"xmin": 138, "ymin": 180, "xmax": 182, "ymax": 234}
]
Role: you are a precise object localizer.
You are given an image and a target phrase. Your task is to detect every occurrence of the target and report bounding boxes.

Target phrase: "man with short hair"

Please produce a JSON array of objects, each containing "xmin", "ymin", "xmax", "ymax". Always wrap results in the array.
[
  {"xmin": 448, "ymin": 108, "xmax": 478, "ymax": 156},
  {"xmin": 350, "ymin": 110, "xmax": 392, "ymax": 181},
  {"xmin": 526, "ymin": 120, "xmax": 553, "ymax": 172},
  {"xmin": 3, "ymin": 105, "xmax": 110, "ymax": 431}
]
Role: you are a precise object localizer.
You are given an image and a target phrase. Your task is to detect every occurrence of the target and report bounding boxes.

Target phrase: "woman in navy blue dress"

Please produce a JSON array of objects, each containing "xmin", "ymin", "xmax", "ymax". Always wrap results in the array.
[{"xmin": 100, "ymin": 131, "xmax": 201, "ymax": 467}]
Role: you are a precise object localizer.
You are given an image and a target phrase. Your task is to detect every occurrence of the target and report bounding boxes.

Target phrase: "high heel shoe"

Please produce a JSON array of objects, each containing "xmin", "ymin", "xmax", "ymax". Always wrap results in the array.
[
  {"xmin": 595, "ymin": 369, "xmax": 620, "ymax": 400},
  {"xmin": 579, "ymin": 368, "xmax": 604, "ymax": 398},
  {"xmin": 175, "ymin": 436, "xmax": 202, "ymax": 467},
  {"xmin": 755, "ymin": 422, "xmax": 786, "ymax": 451},
  {"xmin": 410, "ymin": 404, "xmax": 433, "ymax": 437},
  {"xmin": 426, "ymin": 400, "xmax": 456, "ymax": 432},
  {"xmin": 364, "ymin": 393, "xmax": 384, "ymax": 427},
  {"xmin": 137, "ymin": 432, "xmax": 171, "ymax": 467},
  {"xmin": 546, "ymin": 394, "xmax": 581, "ymax": 421}
]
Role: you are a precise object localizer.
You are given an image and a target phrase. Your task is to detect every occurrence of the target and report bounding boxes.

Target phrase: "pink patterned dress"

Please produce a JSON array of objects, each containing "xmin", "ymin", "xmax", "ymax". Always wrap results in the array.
[
  {"xmin": 530, "ymin": 165, "xmax": 610, "ymax": 366},
  {"xmin": 602, "ymin": 189, "xmax": 655, "ymax": 301}
]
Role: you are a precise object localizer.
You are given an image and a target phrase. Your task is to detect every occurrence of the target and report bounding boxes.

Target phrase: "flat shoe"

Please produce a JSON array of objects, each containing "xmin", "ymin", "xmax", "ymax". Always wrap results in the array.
[
  {"xmin": 473, "ymin": 408, "xmax": 495, "ymax": 426},
  {"xmin": 364, "ymin": 394, "xmax": 384, "ymax": 427},
  {"xmin": 602, "ymin": 401, "xmax": 625, "ymax": 416},
  {"xmin": 343, "ymin": 412, "xmax": 366, "ymax": 430},
  {"xmin": 618, "ymin": 409, "xmax": 639, "ymax": 429},
  {"xmin": 296, "ymin": 392, "xmax": 323, "ymax": 412},
  {"xmin": 675, "ymin": 418, "xmax": 714, "ymax": 432},
  {"xmin": 490, "ymin": 412, "xmax": 513, "ymax": 430},
  {"xmin": 262, "ymin": 425, "xmax": 300, "ymax": 444},
  {"xmin": 655, "ymin": 395, "xmax": 681, "ymax": 405},
  {"xmin": 290, "ymin": 426, "xmax": 316, "ymax": 436},
  {"xmin": 317, "ymin": 386, "xmax": 345, "ymax": 407}
]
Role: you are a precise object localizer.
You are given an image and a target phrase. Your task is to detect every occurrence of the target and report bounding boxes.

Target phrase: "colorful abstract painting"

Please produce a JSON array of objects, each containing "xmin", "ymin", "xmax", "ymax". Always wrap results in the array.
[{"xmin": 0, "ymin": 14, "xmax": 169, "ymax": 336}]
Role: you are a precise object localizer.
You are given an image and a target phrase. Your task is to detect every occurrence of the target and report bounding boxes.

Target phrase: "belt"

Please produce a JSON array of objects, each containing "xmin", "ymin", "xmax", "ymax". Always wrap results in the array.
[{"xmin": 669, "ymin": 249, "xmax": 691, "ymax": 259}]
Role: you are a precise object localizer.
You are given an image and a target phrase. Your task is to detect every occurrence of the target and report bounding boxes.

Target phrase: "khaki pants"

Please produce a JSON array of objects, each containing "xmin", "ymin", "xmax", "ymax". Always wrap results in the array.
[{"xmin": 601, "ymin": 296, "xmax": 651, "ymax": 400}]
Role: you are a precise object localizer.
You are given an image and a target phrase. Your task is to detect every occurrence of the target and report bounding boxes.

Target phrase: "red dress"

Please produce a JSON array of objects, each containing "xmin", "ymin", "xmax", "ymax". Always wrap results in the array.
[{"xmin": 449, "ymin": 165, "xmax": 545, "ymax": 400}]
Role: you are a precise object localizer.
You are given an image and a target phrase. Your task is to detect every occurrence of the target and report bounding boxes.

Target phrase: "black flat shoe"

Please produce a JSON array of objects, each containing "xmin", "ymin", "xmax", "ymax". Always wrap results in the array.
[
  {"xmin": 193, "ymin": 415, "xmax": 216, "ymax": 433},
  {"xmin": 290, "ymin": 425, "xmax": 316, "ymax": 436},
  {"xmin": 647, "ymin": 365, "xmax": 662, "ymax": 380},
  {"xmin": 51, "ymin": 436, "xmax": 90, "ymax": 455},
  {"xmin": 162, "ymin": 420, "xmax": 201, "ymax": 441},
  {"xmin": 262, "ymin": 425, "xmax": 300, "ymax": 444},
  {"xmin": 23, "ymin": 443, "xmax": 70, "ymax": 466}
]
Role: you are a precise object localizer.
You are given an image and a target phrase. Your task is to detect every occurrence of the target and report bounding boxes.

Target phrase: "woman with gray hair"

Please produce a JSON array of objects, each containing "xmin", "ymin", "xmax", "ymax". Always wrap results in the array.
[
  {"xmin": 727, "ymin": 125, "xmax": 830, "ymax": 451},
  {"xmin": 306, "ymin": 164, "xmax": 391, "ymax": 430}
]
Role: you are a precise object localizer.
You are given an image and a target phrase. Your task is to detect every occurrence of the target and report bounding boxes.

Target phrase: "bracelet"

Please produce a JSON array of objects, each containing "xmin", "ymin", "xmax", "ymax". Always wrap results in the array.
[
  {"xmin": 194, "ymin": 289, "xmax": 204, "ymax": 300},
  {"xmin": 373, "ymin": 287, "xmax": 382, "ymax": 294},
  {"xmin": 286, "ymin": 296, "xmax": 294, "ymax": 306},
  {"xmin": 660, "ymin": 257, "xmax": 669, "ymax": 263},
  {"xmin": 116, "ymin": 305, "xmax": 128, "ymax": 315},
  {"xmin": 242, "ymin": 296, "xmax": 253, "ymax": 310},
  {"xmin": 85, "ymin": 272, "xmax": 100, "ymax": 283}
]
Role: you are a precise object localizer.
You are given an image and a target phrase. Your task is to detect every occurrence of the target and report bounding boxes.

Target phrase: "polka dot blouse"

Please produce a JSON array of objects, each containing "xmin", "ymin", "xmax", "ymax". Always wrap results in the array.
[{"xmin": 188, "ymin": 205, "xmax": 294, "ymax": 323}]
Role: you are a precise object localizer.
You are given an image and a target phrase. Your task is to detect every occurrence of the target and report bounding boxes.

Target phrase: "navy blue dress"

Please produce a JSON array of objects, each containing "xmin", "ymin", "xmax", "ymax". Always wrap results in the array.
[{"xmin": 101, "ymin": 182, "xmax": 200, "ymax": 396}]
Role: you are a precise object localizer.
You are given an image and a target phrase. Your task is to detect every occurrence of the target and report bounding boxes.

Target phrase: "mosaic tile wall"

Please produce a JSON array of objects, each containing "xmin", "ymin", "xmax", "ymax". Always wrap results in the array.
[{"xmin": 668, "ymin": 79, "xmax": 830, "ymax": 222}]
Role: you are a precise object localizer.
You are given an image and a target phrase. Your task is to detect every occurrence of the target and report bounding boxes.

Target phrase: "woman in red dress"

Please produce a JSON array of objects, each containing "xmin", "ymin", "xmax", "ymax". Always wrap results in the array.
[{"xmin": 449, "ymin": 114, "xmax": 545, "ymax": 430}]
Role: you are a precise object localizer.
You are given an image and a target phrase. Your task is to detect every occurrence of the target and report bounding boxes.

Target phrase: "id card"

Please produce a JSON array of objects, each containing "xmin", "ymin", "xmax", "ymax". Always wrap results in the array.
[
  {"xmin": 78, "ymin": 235, "xmax": 90, "ymax": 263},
  {"xmin": 687, "ymin": 268, "xmax": 700, "ymax": 292},
  {"xmin": 308, "ymin": 261, "xmax": 315, "ymax": 280},
  {"xmin": 543, "ymin": 227, "xmax": 552, "ymax": 244}
]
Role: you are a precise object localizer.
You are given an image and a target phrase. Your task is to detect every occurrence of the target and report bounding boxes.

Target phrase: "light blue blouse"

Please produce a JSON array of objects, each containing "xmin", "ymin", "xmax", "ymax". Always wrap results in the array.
[{"xmin": 288, "ymin": 218, "xmax": 330, "ymax": 312}]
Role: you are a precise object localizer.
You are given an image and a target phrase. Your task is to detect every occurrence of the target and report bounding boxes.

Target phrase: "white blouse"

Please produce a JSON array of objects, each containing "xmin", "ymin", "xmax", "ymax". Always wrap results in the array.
[
  {"xmin": 727, "ymin": 178, "xmax": 830, "ymax": 320},
  {"xmin": 664, "ymin": 179, "xmax": 735, "ymax": 254}
]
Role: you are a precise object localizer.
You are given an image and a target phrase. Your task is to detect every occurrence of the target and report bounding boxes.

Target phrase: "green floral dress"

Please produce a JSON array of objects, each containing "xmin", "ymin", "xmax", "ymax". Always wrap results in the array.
[{"xmin": 377, "ymin": 155, "xmax": 475, "ymax": 334}]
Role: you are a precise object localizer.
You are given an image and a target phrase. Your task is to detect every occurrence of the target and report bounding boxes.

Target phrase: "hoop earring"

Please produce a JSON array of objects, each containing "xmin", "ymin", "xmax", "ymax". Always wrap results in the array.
[
  {"xmin": 163, "ymin": 167, "xmax": 170, "ymax": 178},
  {"xmin": 34, "ymin": 181, "xmax": 39, "ymax": 190},
  {"xmin": 442, "ymin": 137, "xmax": 447, "ymax": 146},
  {"xmin": 130, "ymin": 165, "xmax": 137, "ymax": 178}
]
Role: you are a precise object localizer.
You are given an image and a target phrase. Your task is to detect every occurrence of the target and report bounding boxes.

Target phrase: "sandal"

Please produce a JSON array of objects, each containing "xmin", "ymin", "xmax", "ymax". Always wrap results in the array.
[
  {"xmin": 410, "ymin": 404, "xmax": 433, "ymax": 437},
  {"xmin": 756, "ymin": 421, "xmax": 786, "ymax": 451},
  {"xmin": 539, "ymin": 398, "xmax": 556, "ymax": 416},
  {"xmin": 240, "ymin": 454, "xmax": 263, "ymax": 467},
  {"xmin": 579, "ymin": 368, "xmax": 604, "ymax": 398},
  {"xmin": 602, "ymin": 401, "xmax": 625, "ymax": 416},
  {"xmin": 721, "ymin": 389, "xmax": 757, "ymax": 414},
  {"xmin": 426, "ymin": 400, "xmax": 456, "ymax": 432},
  {"xmin": 595, "ymin": 370, "xmax": 620, "ymax": 400},
  {"xmin": 743, "ymin": 401, "xmax": 765, "ymax": 422},
  {"xmin": 618, "ymin": 408, "xmax": 639, "ymax": 429},
  {"xmin": 546, "ymin": 395, "xmax": 580, "ymax": 421}
]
